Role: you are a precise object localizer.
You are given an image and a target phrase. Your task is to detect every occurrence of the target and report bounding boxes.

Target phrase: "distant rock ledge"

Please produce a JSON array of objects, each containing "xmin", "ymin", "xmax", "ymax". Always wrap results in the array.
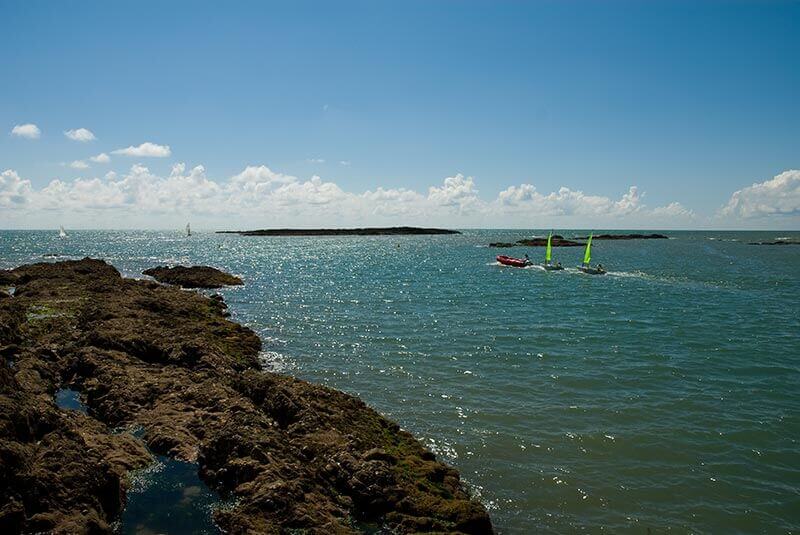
[
  {"xmin": 489, "ymin": 235, "xmax": 584, "ymax": 247},
  {"xmin": 218, "ymin": 226, "xmax": 460, "ymax": 236},
  {"xmin": 573, "ymin": 233, "xmax": 668, "ymax": 240},
  {"xmin": 143, "ymin": 265, "xmax": 243, "ymax": 289},
  {"xmin": 748, "ymin": 240, "xmax": 800, "ymax": 245}
]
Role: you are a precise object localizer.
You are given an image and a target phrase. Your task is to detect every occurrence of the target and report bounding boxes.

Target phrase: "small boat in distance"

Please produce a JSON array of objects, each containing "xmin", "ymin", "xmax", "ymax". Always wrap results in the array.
[
  {"xmin": 577, "ymin": 233, "xmax": 606, "ymax": 275},
  {"xmin": 186, "ymin": 223, "xmax": 191, "ymax": 237},
  {"xmin": 59, "ymin": 225, "xmax": 67, "ymax": 239},
  {"xmin": 497, "ymin": 254, "xmax": 532, "ymax": 268},
  {"xmin": 543, "ymin": 231, "xmax": 564, "ymax": 271}
]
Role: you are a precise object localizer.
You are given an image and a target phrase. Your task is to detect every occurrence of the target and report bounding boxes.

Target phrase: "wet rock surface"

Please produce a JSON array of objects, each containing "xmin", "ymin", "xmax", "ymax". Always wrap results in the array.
[
  {"xmin": 143, "ymin": 265, "xmax": 243, "ymax": 289},
  {"xmin": 0, "ymin": 259, "xmax": 492, "ymax": 534}
]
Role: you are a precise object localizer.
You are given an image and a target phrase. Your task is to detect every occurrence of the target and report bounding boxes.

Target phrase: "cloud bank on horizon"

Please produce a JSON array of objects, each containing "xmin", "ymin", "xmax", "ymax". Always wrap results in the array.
[
  {"xmin": 1, "ymin": 151, "xmax": 798, "ymax": 229},
  {"xmin": 3, "ymin": 124, "xmax": 798, "ymax": 229}
]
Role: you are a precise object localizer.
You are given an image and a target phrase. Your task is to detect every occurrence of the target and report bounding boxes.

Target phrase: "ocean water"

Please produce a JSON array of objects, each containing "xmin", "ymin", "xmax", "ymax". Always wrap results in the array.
[{"xmin": 2, "ymin": 229, "xmax": 799, "ymax": 533}]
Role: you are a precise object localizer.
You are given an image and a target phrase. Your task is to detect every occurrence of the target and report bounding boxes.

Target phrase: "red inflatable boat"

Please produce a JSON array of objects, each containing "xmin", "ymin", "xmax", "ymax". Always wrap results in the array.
[{"xmin": 496, "ymin": 255, "xmax": 531, "ymax": 268}]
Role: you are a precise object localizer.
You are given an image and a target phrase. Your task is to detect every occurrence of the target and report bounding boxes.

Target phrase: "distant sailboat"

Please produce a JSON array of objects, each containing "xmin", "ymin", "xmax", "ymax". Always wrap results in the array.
[
  {"xmin": 577, "ymin": 232, "xmax": 606, "ymax": 274},
  {"xmin": 186, "ymin": 223, "xmax": 191, "ymax": 237},
  {"xmin": 543, "ymin": 231, "xmax": 563, "ymax": 270},
  {"xmin": 59, "ymin": 225, "xmax": 67, "ymax": 239}
]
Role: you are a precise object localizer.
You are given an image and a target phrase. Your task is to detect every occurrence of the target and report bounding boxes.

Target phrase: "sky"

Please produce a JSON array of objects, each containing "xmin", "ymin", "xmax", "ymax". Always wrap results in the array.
[{"xmin": 1, "ymin": 0, "xmax": 798, "ymax": 230}]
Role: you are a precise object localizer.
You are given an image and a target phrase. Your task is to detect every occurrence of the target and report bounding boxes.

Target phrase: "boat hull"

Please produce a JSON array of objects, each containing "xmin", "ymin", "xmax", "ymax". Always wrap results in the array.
[
  {"xmin": 496, "ymin": 255, "xmax": 531, "ymax": 268},
  {"xmin": 577, "ymin": 266, "xmax": 606, "ymax": 275},
  {"xmin": 543, "ymin": 264, "xmax": 564, "ymax": 271}
]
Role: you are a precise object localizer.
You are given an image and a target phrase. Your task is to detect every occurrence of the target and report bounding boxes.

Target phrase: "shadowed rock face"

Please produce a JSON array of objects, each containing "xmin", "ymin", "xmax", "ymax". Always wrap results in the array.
[
  {"xmin": 143, "ymin": 265, "xmax": 243, "ymax": 288},
  {"xmin": 0, "ymin": 259, "xmax": 492, "ymax": 534}
]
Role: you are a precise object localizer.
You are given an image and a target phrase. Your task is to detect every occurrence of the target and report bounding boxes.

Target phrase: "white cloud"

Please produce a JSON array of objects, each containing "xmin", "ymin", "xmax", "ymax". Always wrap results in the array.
[
  {"xmin": 64, "ymin": 128, "xmax": 96, "ymax": 142},
  {"xmin": 69, "ymin": 160, "xmax": 90, "ymax": 169},
  {"xmin": 652, "ymin": 202, "xmax": 694, "ymax": 218},
  {"xmin": 339, "ymin": 160, "xmax": 351, "ymax": 166},
  {"xmin": 496, "ymin": 184, "xmax": 643, "ymax": 218},
  {"xmin": 0, "ymin": 170, "xmax": 33, "ymax": 206},
  {"xmin": 308, "ymin": 158, "xmax": 325, "ymax": 163},
  {"xmin": 721, "ymin": 170, "xmax": 800, "ymax": 219},
  {"xmin": 111, "ymin": 142, "xmax": 171, "ymax": 157},
  {"xmin": 90, "ymin": 153, "xmax": 111, "ymax": 163},
  {"xmin": 11, "ymin": 124, "xmax": 41, "ymax": 139},
  {"xmin": 428, "ymin": 174, "xmax": 481, "ymax": 212},
  {"xmin": 0, "ymin": 164, "xmax": 713, "ymax": 229}
]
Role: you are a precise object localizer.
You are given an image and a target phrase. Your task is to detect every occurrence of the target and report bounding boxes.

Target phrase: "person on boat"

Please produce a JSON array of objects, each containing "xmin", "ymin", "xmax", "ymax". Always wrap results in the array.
[{"xmin": 597, "ymin": 264, "xmax": 604, "ymax": 272}]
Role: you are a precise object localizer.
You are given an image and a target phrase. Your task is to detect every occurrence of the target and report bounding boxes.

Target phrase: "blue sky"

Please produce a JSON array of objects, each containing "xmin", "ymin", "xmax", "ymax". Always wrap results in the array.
[{"xmin": 1, "ymin": 0, "xmax": 798, "ymax": 229}]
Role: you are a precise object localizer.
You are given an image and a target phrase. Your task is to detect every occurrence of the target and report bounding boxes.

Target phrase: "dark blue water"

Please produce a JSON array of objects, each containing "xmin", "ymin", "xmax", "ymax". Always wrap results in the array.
[
  {"xmin": 122, "ymin": 454, "xmax": 222, "ymax": 535},
  {"xmin": 55, "ymin": 388, "xmax": 87, "ymax": 414},
  {"xmin": 4, "ymin": 229, "xmax": 800, "ymax": 533}
]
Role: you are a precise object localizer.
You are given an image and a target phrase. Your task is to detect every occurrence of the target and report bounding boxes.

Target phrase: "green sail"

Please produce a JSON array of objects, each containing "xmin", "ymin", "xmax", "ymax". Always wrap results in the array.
[
  {"xmin": 545, "ymin": 232, "xmax": 552, "ymax": 263},
  {"xmin": 583, "ymin": 233, "xmax": 593, "ymax": 265}
]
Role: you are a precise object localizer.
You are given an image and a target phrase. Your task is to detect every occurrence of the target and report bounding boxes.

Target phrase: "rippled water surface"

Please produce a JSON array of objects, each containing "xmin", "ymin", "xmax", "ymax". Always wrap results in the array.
[{"xmin": 2, "ymin": 229, "xmax": 799, "ymax": 533}]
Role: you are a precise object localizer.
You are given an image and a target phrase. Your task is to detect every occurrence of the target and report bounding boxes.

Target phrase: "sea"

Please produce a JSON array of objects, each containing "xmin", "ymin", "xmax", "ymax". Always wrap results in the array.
[{"xmin": 2, "ymin": 229, "xmax": 799, "ymax": 534}]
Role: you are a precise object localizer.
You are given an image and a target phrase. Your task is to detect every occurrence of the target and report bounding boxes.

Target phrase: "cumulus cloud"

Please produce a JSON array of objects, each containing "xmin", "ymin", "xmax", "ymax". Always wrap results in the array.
[
  {"xmin": 652, "ymin": 202, "xmax": 694, "ymax": 218},
  {"xmin": 721, "ymin": 170, "xmax": 800, "ymax": 219},
  {"xmin": 428, "ymin": 174, "xmax": 481, "ymax": 212},
  {"xmin": 11, "ymin": 124, "xmax": 41, "ymax": 139},
  {"xmin": 0, "ymin": 170, "xmax": 33, "ymax": 206},
  {"xmin": 496, "ymin": 184, "xmax": 642, "ymax": 217},
  {"xmin": 90, "ymin": 153, "xmax": 111, "ymax": 163},
  {"xmin": 69, "ymin": 160, "xmax": 90, "ymax": 169},
  {"xmin": 111, "ymin": 142, "xmax": 171, "ymax": 157},
  {"xmin": 0, "ymin": 164, "xmax": 702, "ymax": 228},
  {"xmin": 64, "ymin": 128, "xmax": 96, "ymax": 142}
]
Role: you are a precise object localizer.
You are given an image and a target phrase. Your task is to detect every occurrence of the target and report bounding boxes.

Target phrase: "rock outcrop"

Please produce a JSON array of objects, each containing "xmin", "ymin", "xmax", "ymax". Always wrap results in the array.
[
  {"xmin": 0, "ymin": 259, "xmax": 492, "ymax": 534},
  {"xmin": 143, "ymin": 265, "xmax": 243, "ymax": 288}
]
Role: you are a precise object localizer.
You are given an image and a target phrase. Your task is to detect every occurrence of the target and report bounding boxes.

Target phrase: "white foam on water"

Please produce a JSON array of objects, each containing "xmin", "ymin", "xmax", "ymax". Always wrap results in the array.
[{"xmin": 257, "ymin": 350, "xmax": 296, "ymax": 373}]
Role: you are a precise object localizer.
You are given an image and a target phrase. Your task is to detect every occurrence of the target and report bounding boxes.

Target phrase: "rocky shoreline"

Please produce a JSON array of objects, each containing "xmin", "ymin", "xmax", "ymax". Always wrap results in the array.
[
  {"xmin": 219, "ymin": 227, "xmax": 460, "ymax": 236},
  {"xmin": 0, "ymin": 259, "xmax": 491, "ymax": 534}
]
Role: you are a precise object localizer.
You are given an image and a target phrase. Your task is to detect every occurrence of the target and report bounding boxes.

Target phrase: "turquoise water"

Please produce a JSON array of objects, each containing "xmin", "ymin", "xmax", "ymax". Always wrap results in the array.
[{"xmin": 3, "ymin": 229, "xmax": 799, "ymax": 533}]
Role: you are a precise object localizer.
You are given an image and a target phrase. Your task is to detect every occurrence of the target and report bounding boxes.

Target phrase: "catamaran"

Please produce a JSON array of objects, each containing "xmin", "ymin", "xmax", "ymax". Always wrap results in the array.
[
  {"xmin": 577, "ymin": 233, "xmax": 606, "ymax": 274},
  {"xmin": 543, "ymin": 231, "xmax": 564, "ymax": 271},
  {"xmin": 186, "ymin": 223, "xmax": 191, "ymax": 237},
  {"xmin": 59, "ymin": 225, "xmax": 67, "ymax": 239}
]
